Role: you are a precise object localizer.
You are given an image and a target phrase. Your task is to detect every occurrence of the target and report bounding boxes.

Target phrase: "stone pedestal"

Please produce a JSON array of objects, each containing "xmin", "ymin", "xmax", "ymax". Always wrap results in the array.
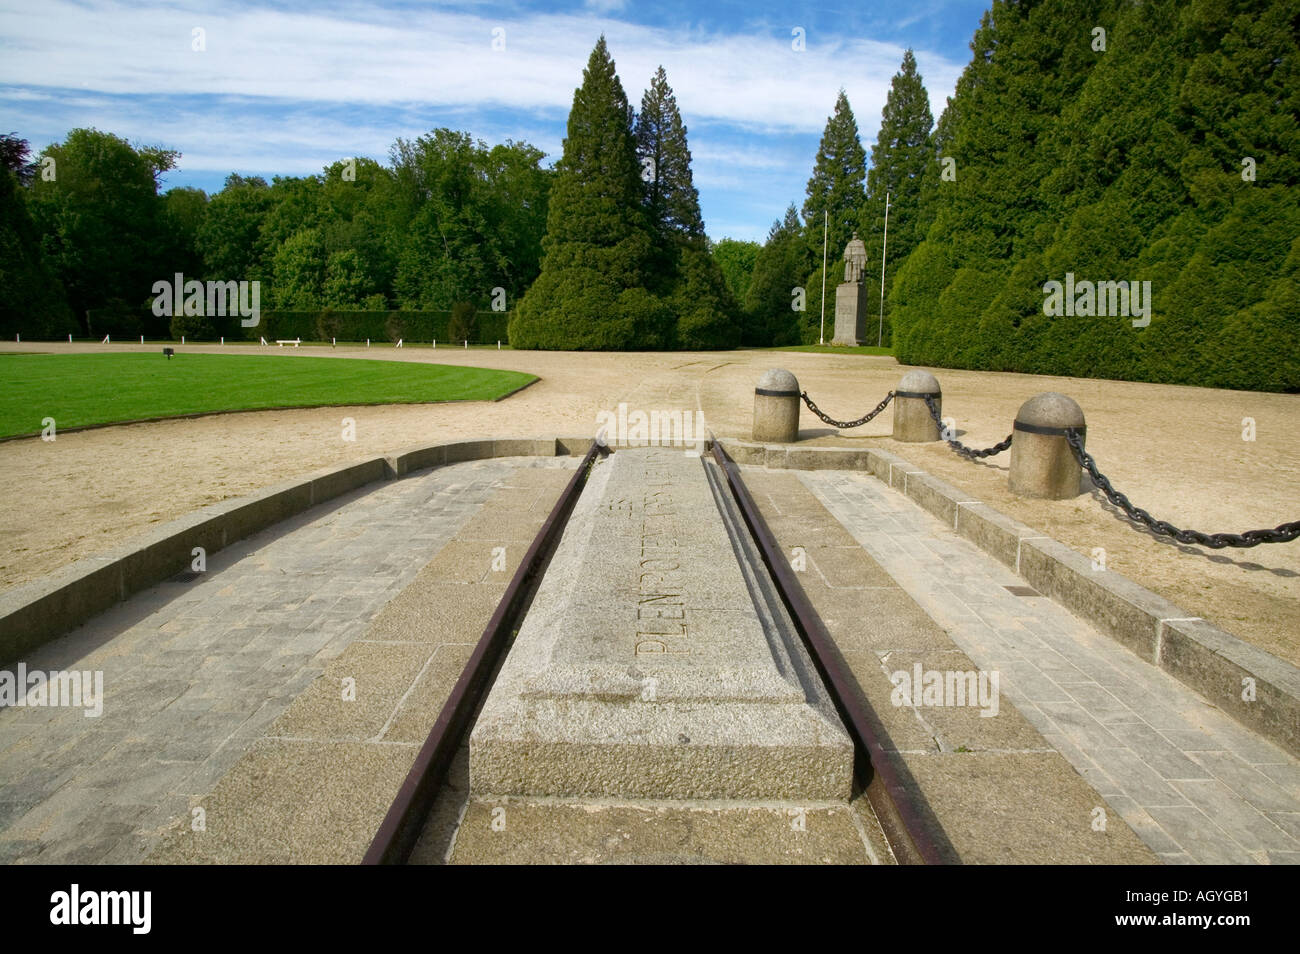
[
  {"xmin": 892, "ymin": 369, "xmax": 942, "ymax": 443},
  {"xmin": 469, "ymin": 447, "xmax": 853, "ymax": 800},
  {"xmin": 1009, "ymin": 393, "xmax": 1086, "ymax": 499},
  {"xmin": 752, "ymin": 368, "xmax": 800, "ymax": 443},
  {"xmin": 831, "ymin": 282, "xmax": 867, "ymax": 346}
]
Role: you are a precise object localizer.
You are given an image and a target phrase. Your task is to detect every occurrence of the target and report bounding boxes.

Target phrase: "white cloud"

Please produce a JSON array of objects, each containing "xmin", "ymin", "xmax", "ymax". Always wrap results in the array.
[
  {"xmin": 0, "ymin": 1, "xmax": 970, "ymax": 233},
  {"xmin": 0, "ymin": 0, "xmax": 963, "ymax": 135}
]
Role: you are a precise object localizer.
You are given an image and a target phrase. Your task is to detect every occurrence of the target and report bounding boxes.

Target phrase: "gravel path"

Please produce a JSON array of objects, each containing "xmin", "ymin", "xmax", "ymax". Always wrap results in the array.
[{"xmin": 1, "ymin": 341, "xmax": 1296, "ymax": 666}]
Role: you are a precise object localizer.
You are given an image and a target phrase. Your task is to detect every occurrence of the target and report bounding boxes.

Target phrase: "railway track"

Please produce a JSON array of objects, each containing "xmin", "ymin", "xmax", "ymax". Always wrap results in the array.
[{"xmin": 362, "ymin": 438, "xmax": 951, "ymax": 865}]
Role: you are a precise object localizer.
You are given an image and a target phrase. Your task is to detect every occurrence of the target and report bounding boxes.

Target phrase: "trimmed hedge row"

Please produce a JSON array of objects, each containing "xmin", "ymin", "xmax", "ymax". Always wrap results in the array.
[
  {"xmin": 79, "ymin": 308, "xmax": 511, "ymax": 344},
  {"xmin": 242, "ymin": 310, "xmax": 511, "ymax": 345}
]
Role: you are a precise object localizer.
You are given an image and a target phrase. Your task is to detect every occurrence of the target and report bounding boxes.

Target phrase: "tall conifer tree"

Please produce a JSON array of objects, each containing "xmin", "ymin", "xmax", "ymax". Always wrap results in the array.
[
  {"xmin": 635, "ymin": 67, "xmax": 705, "ymax": 245},
  {"xmin": 510, "ymin": 36, "xmax": 668, "ymax": 349},
  {"xmin": 801, "ymin": 90, "xmax": 866, "ymax": 262},
  {"xmin": 744, "ymin": 205, "xmax": 805, "ymax": 346},
  {"xmin": 635, "ymin": 65, "xmax": 737, "ymax": 348},
  {"xmin": 859, "ymin": 49, "xmax": 934, "ymax": 344}
]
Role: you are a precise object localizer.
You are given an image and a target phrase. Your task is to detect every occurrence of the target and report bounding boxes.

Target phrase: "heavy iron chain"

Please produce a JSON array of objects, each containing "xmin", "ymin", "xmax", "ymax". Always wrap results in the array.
[
  {"xmin": 800, "ymin": 390, "xmax": 895, "ymax": 429},
  {"xmin": 922, "ymin": 394, "xmax": 1014, "ymax": 459},
  {"xmin": 1062, "ymin": 429, "xmax": 1300, "ymax": 549}
]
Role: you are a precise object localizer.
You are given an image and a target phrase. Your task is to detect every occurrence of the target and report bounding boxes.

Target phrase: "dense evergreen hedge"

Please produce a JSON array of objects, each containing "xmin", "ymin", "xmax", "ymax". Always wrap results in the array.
[
  {"xmin": 72, "ymin": 309, "xmax": 510, "ymax": 344},
  {"xmin": 889, "ymin": 0, "xmax": 1300, "ymax": 393}
]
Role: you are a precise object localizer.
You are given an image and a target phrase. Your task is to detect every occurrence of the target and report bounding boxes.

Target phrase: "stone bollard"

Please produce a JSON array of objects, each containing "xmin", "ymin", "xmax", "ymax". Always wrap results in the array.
[
  {"xmin": 1009, "ymin": 393, "xmax": 1086, "ymax": 499},
  {"xmin": 892, "ymin": 370, "xmax": 942, "ymax": 442},
  {"xmin": 753, "ymin": 369, "xmax": 800, "ymax": 443}
]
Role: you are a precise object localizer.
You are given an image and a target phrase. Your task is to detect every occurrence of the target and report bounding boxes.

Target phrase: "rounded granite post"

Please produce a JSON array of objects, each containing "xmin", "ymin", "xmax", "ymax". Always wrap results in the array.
[
  {"xmin": 1009, "ymin": 393, "xmax": 1086, "ymax": 499},
  {"xmin": 753, "ymin": 369, "xmax": 800, "ymax": 443},
  {"xmin": 892, "ymin": 370, "xmax": 941, "ymax": 442}
]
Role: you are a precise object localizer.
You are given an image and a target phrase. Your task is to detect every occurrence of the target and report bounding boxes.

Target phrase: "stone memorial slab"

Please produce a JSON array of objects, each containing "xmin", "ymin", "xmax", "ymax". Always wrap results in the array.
[
  {"xmin": 832, "ymin": 232, "xmax": 869, "ymax": 346},
  {"xmin": 470, "ymin": 447, "xmax": 853, "ymax": 800}
]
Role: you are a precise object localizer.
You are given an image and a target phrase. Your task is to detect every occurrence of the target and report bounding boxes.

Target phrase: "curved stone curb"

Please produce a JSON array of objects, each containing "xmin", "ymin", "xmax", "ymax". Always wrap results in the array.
[
  {"xmin": 720, "ymin": 438, "xmax": 1300, "ymax": 760},
  {"xmin": 0, "ymin": 435, "xmax": 594, "ymax": 665}
]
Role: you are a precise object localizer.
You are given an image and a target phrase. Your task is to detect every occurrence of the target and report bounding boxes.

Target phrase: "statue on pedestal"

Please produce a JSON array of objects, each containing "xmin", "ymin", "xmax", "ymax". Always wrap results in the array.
[
  {"xmin": 832, "ymin": 233, "xmax": 869, "ymax": 346},
  {"xmin": 843, "ymin": 232, "xmax": 867, "ymax": 284}
]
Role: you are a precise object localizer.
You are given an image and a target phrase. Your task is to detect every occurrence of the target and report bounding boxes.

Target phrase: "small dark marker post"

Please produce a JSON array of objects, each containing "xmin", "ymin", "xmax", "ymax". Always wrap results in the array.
[{"xmin": 163, "ymin": 348, "xmax": 174, "ymax": 360}]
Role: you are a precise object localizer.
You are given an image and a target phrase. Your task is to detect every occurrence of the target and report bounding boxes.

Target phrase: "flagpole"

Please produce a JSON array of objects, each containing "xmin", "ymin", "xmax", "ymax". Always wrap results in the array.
[
  {"xmin": 878, "ymin": 192, "xmax": 890, "ymax": 348},
  {"xmin": 819, "ymin": 209, "xmax": 828, "ymax": 344}
]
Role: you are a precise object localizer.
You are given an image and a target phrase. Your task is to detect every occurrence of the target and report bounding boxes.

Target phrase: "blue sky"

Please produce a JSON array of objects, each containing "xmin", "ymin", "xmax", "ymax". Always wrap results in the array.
[{"xmin": 0, "ymin": 0, "xmax": 989, "ymax": 241}]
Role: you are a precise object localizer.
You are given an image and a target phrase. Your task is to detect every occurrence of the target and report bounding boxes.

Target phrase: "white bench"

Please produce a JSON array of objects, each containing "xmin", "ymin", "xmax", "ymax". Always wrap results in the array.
[{"xmin": 275, "ymin": 338, "xmax": 301, "ymax": 347}]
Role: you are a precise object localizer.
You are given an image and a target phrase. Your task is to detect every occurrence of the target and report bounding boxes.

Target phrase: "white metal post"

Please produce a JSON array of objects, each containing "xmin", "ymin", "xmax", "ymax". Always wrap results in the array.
[
  {"xmin": 819, "ymin": 209, "xmax": 828, "ymax": 345},
  {"xmin": 878, "ymin": 192, "xmax": 890, "ymax": 348}
]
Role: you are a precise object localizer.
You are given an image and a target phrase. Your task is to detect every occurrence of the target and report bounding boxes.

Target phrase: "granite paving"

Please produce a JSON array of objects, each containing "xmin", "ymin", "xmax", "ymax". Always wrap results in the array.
[
  {"xmin": 793, "ymin": 467, "xmax": 1300, "ymax": 865},
  {"xmin": 0, "ymin": 457, "xmax": 571, "ymax": 863}
]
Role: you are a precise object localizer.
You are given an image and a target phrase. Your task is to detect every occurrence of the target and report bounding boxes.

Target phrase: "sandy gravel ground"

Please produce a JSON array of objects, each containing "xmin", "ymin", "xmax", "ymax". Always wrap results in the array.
[{"xmin": 1, "ymin": 341, "xmax": 1296, "ymax": 666}]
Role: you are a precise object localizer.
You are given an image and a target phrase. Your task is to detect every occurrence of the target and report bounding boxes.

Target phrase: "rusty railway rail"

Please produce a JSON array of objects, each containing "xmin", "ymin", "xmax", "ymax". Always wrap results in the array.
[
  {"xmin": 361, "ymin": 441, "xmax": 604, "ymax": 865},
  {"xmin": 364, "ymin": 437, "xmax": 949, "ymax": 865},
  {"xmin": 708, "ymin": 437, "xmax": 957, "ymax": 865}
]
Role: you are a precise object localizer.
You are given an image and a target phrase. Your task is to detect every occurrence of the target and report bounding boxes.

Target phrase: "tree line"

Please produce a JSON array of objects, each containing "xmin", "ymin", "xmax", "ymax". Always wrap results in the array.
[
  {"xmin": 4, "ymin": 1, "xmax": 1296, "ymax": 390},
  {"xmin": 0, "ymin": 127, "xmax": 552, "ymax": 340},
  {"xmin": 718, "ymin": 49, "xmax": 935, "ymax": 349},
  {"xmin": 508, "ymin": 39, "xmax": 736, "ymax": 349},
  {"xmin": 889, "ymin": 0, "xmax": 1299, "ymax": 392}
]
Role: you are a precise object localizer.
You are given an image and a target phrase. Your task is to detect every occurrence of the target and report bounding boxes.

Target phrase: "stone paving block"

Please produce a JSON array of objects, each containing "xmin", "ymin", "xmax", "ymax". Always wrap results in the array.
[
  {"xmin": 870, "ymin": 649, "xmax": 1048, "ymax": 753},
  {"xmin": 1035, "ymin": 729, "xmax": 1121, "ymax": 798},
  {"xmin": 764, "ymin": 514, "xmax": 861, "ymax": 549},
  {"xmin": 1170, "ymin": 779, "xmax": 1300, "ymax": 852},
  {"xmin": 1188, "ymin": 751, "xmax": 1298, "ymax": 812},
  {"xmin": 1266, "ymin": 812, "xmax": 1300, "ymax": 840},
  {"xmin": 799, "ymin": 450, "xmax": 1299, "ymax": 855},
  {"xmin": 365, "ymin": 581, "xmax": 507, "ymax": 645},
  {"xmin": 147, "ymin": 738, "xmax": 416, "ymax": 864},
  {"xmin": 1102, "ymin": 793, "xmax": 1183, "ymax": 854},
  {"xmin": 992, "ymin": 661, "xmax": 1073, "ymax": 705},
  {"xmin": 903, "ymin": 752, "xmax": 1157, "ymax": 864},
  {"xmin": 812, "ymin": 585, "xmax": 955, "ymax": 653},
  {"xmin": 1104, "ymin": 722, "xmax": 1212, "ymax": 781},
  {"xmin": 1255, "ymin": 762, "xmax": 1300, "ymax": 799},
  {"xmin": 838, "ymin": 651, "xmax": 941, "ymax": 754},
  {"xmin": 1086, "ymin": 746, "xmax": 1190, "ymax": 809},
  {"xmin": 1059, "ymin": 684, "xmax": 1138, "ymax": 725},
  {"xmin": 419, "ymin": 540, "xmax": 524, "ymax": 584},
  {"xmin": 447, "ymin": 800, "xmax": 882, "ymax": 865},
  {"xmin": 267, "ymin": 641, "xmax": 432, "ymax": 742},
  {"xmin": 1187, "ymin": 717, "xmax": 1297, "ymax": 766},
  {"xmin": 1015, "ymin": 645, "xmax": 1094, "ymax": 686},
  {"xmin": 806, "ymin": 547, "xmax": 896, "ymax": 588},
  {"xmin": 382, "ymin": 643, "xmax": 476, "ymax": 745},
  {"xmin": 452, "ymin": 508, "xmax": 547, "ymax": 544},
  {"xmin": 1143, "ymin": 805, "xmax": 1260, "ymax": 864},
  {"xmin": 1032, "ymin": 702, "xmax": 1127, "ymax": 753}
]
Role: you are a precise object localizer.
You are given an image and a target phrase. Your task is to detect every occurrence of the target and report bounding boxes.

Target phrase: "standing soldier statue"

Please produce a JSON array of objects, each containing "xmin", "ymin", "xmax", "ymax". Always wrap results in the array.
[
  {"xmin": 842, "ymin": 232, "xmax": 868, "ymax": 284},
  {"xmin": 833, "ymin": 233, "xmax": 869, "ymax": 344}
]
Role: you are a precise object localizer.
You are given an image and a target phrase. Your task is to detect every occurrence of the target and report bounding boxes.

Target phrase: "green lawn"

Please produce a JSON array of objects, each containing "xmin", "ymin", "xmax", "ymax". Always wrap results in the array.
[
  {"xmin": 0, "ymin": 353, "xmax": 536, "ymax": 439},
  {"xmin": 766, "ymin": 344, "xmax": 894, "ymax": 356}
]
